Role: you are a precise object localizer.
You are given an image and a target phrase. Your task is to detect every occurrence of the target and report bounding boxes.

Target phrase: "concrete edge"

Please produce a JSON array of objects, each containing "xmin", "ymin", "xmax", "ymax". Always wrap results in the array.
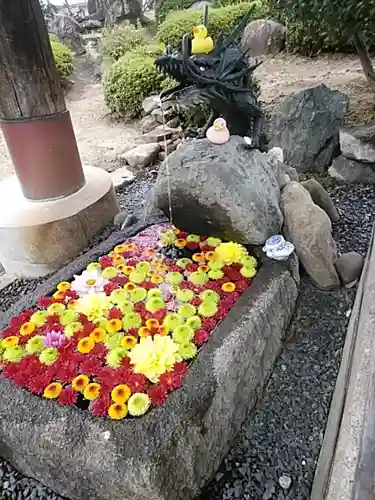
[{"xmin": 310, "ymin": 224, "xmax": 375, "ymax": 500}]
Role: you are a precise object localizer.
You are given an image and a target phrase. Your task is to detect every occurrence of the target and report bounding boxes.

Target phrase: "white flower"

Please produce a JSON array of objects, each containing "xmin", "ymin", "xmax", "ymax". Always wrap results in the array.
[{"xmin": 70, "ymin": 269, "xmax": 108, "ymax": 297}]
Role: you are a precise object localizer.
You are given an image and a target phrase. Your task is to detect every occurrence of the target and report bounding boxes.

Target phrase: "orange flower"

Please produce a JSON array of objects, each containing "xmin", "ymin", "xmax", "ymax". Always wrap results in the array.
[
  {"xmin": 112, "ymin": 255, "xmax": 125, "ymax": 266},
  {"xmin": 114, "ymin": 245, "xmax": 126, "ymax": 254},
  {"xmin": 57, "ymin": 281, "xmax": 71, "ymax": 292},
  {"xmin": 43, "ymin": 382, "xmax": 62, "ymax": 399},
  {"xmin": 123, "ymin": 243, "xmax": 137, "ymax": 252},
  {"xmin": 138, "ymin": 327, "xmax": 151, "ymax": 337},
  {"xmin": 20, "ymin": 322, "xmax": 36, "ymax": 337},
  {"xmin": 156, "ymin": 264, "xmax": 167, "ymax": 272},
  {"xmin": 175, "ymin": 238, "xmax": 187, "ymax": 248},
  {"xmin": 192, "ymin": 252, "xmax": 205, "ymax": 263},
  {"xmin": 221, "ymin": 282, "xmax": 236, "ymax": 293},
  {"xmin": 83, "ymin": 383, "xmax": 101, "ymax": 401},
  {"xmin": 158, "ymin": 325, "xmax": 169, "ymax": 336},
  {"xmin": 72, "ymin": 374, "xmax": 90, "ymax": 391},
  {"xmin": 172, "ymin": 227, "xmax": 181, "ymax": 234},
  {"xmin": 111, "ymin": 384, "xmax": 131, "ymax": 404},
  {"xmin": 145, "ymin": 318, "xmax": 159, "ymax": 331},
  {"xmin": 124, "ymin": 282, "xmax": 136, "ymax": 291},
  {"xmin": 77, "ymin": 337, "xmax": 95, "ymax": 354},
  {"xmin": 205, "ymin": 251, "xmax": 216, "ymax": 261},
  {"xmin": 151, "ymin": 276, "xmax": 164, "ymax": 284},
  {"xmin": 116, "ymin": 264, "xmax": 128, "ymax": 274},
  {"xmin": 67, "ymin": 299, "xmax": 78, "ymax": 310},
  {"xmin": 198, "ymin": 265, "xmax": 209, "ymax": 273},
  {"xmin": 106, "ymin": 318, "xmax": 123, "ymax": 334},
  {"xmin": 121, "ymin": 335, "xmax": 138, "ymax": 349},
  {"xmin": 108, "ymin": 402, "xmax": 128, "ymax": 420},
  {"xmin": 147, "ymin": 270, "xmax": 158, "ymax": 278},
  {"xmin": 90, "ymin": 327, "xmax": 106, "ymax": 343},
  {"xmin": 53, "ymin": 290, "xmax": 66, "ymax": 300}
]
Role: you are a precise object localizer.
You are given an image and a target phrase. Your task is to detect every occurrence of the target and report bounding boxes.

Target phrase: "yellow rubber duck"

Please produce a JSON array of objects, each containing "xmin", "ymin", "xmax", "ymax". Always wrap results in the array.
[{"xmin": 191, "ymin": 25, "xmax": 214, "ymax": 54}]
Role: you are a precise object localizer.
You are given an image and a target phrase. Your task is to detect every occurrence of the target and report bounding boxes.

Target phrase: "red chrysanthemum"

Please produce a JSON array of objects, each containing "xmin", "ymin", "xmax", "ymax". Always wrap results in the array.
[
  {"xmin": 91, "ymin": 395, "xmax": 111, "ymax": 417},
  {"xmin": 78, "ymin": 313, "xmax": 88, "ymax": 323},
  {"xmin": 126, "ymin": 328, "xmax": 139, "ymax": 338},
  {"xmin": 91, "ymin": 343, "xmax": 107, "ymax": 359},
  {"xmin": 222, "ymin": 266, "xmax": 242, "ymax": 281},
  {"xmin": 185, "ymin": 263, "xmax": 198, "ymax": 273},
  {"xmin": 140, "ymin": 281, "xmax": 157, "ymax": 290},
  {"xmin": 199, "ymin": 243, "xmax": 214, "ymax": 252},
  {"xmin": 58, "ymin": 364, "xmax": 78, "ymax": 383},
  {"xmin": 0, "ymin": 326, "xmax": 17, "ymax": 338},
  {"xmin": 104, "ymin": 282, "xmax": 118, "ymax": 295},
  {"xmin": 58, "ymin": 387, "xmax": 77, "ymax": 406},
  {"xmin": 235, "ymin": 280, "xmax": 249, "ymax": 293},
  {"xmin": 201, "ymin": 318, "xmax": 217, "ymax": 331},
  {"xmin": 205, "ymin": 282, "xmax": 221, "ymax": 293},
  {"xmin": 108, "ymin": 308, "xmax": 122, "ymax": 320},
  {"xmin": 127, "ymin": 373, "xmax": 148, "ymax": 393},
  {"xmin": 115, "ymin": 275, "xmax": 129, "ymax": 286},
  {"xmin": 186, "ymin": 242, "xmax": 199, "ymax": 251},
  {"xmin": 147, "ymin": 384, "xmax": 168, "ymax": 406},
  {"xmin": 215, "ymin": 307, "xmax": 228, "ymax": 321},
  {"xmin": 37, "ymin": 297, "xmax": 54, "ymax": 309},
  {"xmin": 173, "ymin": 362, "xmax": 189, "ymax": 377},
  {"xmin": 191, "ymin": 297, "xmax": 202, "ymax": 307},
  {"xmin": 80, "ymin": 357, "xmax": 102, "ymax": 376},
  {"xmin": 194, "ymin": 329, "xmax": 210, "ymax": 345},
  {"xmin": 64, "ymin": 290, "xmax": 79, "ymax": 301},
  {"xmin": 45, "ymin": 315, "xmax": 61, "ymax": 326},
  {"xmin": 99, "ymin": 256, "xmax": 113, "ymax": 269},
  {"xmin": 28, "ymin": 372, "xmax": 52, "ymax": 394},
  {"xmin": 159, "ymin": 371, "xmax": 183, "ymax": 392}
]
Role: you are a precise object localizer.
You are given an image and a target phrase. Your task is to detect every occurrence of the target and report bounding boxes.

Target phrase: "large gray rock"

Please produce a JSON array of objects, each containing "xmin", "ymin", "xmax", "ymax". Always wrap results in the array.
[
  {"xmin": 242, "ymin": 19, "xmax": 285, "ymax": 57},
  {"xmin": 329, "ymin": 155, "xmax": 375, "ymax": 184},
  {"xmin": 281, "ymin": 181, "xmax": 340, "ymax": 290},
  {"xmin": 335, "ymin": 251, "xmax": 364, "ymax": 286},
  {"xmin": 144, "ymin": 136, "xmax": 283, "ymax": 245},
  {"xmin": 0, "ymin": 264, "xmax": 298, "ymax": 500},
  {"xmin": 340, "ymin": 123, "xmax": 375, "ymax": 163},
  {"xmin": 270, "ymin": 85, "xmax": 348, "ymax": 172},
  {"xmin": 50, "ymin": 14, "xmax": 86, "ymax": 55}
]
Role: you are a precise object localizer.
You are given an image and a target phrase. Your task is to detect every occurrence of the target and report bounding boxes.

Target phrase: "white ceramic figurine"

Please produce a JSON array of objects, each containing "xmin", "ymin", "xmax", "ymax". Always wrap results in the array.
[{"xmin": 206, "ymin": 118, "xmax": 230, "ymax": 145}]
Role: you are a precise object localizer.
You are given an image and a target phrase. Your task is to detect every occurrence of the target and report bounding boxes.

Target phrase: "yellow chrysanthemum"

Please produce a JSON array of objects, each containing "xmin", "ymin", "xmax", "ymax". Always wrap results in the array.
[
  {"xmin": 128, "ymin": 334, "xmax": 180, "ymax": 383},
  {"xmin": 221, "ymin": 282, "xmax": 236, "ymax": 293},
  {"xmin": 108, "ymin": 403, "xmax": 128, "ymax": 420},
  {"xmin": 90, "ymin": 327, "xmax": 107, "ymax": 343},
  {"xmin": 72, "ymin": 374, "xmax": 90, "ymax": 391},
  {"xmin": 121, "ymin": 335, "xmax": 138, "ymax": 349},
  {"xmin": 111, "ymin": 384, "xmax": 131, "ymax": 404},
  {"xmin": 53, "ymin": 291, "xmax": 66, "ymax": 300},
  {"xmin": 127, "ymin": 393, "xmax": 151, "ymax": 417},
  {"xmin": 2, "ymin": 336, "xmax": 19, "ymax": 348},
  {"xmin": 77, "ymin": 337, "xmax": 95, "ymax": 354},
  {"xmin": 83, "ymin": 383, "xmax": 101, "ymax": 401},
  {"xmin": 57, "ymin": 281, "xmax": 71, "ymax": 292},
  {"xmin": 214, "ymin": 242, "xmax": 248, "ymax": 265},
  {"xmin": 106, "ymin": 318, "xmax": 123, "ymax": 334},
  {"xmin": 74, "ymin": 293, "xmax": 109, "ymax": 322},
  {"xmin": 43, "ymin": 382, "xmax": 62, "ymax": 399}
]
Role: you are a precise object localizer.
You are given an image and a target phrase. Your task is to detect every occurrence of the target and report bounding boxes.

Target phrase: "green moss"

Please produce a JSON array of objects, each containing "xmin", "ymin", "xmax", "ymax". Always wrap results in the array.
[
  {"xmin": 49, "ymin": 35, "xmax": 74, "ymax": 79},
  {"xmin": 157, "ymin": 1, "xmax": 269, "ymax": 48}
]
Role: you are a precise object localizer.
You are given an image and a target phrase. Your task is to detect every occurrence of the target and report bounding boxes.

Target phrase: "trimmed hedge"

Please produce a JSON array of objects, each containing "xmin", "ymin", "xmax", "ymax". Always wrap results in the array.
[
  {"xmin": 103, "ymin": 44, "xmax": 175, "ymax": 118},
  {"xmin": 50, "ymin": 35, "xmax": 74, "ymax": 79},
  {"xmin": 101, "ymin": 24, "xmax": 151, "ymax": 61},
  {"xmin": 157, "ymin": 1, "xmax": 269, "ymax": 48}
]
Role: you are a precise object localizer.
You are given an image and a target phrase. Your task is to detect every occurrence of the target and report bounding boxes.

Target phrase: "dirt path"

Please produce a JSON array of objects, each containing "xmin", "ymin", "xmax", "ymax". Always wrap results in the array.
[{"xmin": 0, "ymin": 53, "xmax": 373, "ymax": 182}]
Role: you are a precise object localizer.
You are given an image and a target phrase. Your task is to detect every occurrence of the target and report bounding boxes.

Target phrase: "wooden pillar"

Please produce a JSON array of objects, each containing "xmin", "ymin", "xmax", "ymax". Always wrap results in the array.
[{"xmin": 0, "ymin": 0, "xmax": 85, "ymax": 201}]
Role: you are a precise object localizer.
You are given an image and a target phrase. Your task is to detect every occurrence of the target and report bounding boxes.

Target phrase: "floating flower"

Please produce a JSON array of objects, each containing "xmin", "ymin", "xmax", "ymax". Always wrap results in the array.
[
  {"xmin": 240, "ymin": 265, "xmax": 257, "ymax": 279},
  {"xmin": 57, "ymin": 281, "xmax": 71, "ymax": 292},
  {"xmin": 74, "ymin": 293, "xmax": 109, "ymax": 322},
  {"xmin": 198, "ymin": 301, "xmax": 218, "ymax": 318},
  {"xmin": 90, "ymin": 327, "xmax": 107, "ymax": 343},
  {"xmin": 128, "ymin": 335, "xmax": 180, "ymax": 383},
  {"xmin": 2, "ymin": 336, "xmax": 19, "ymax": 348},
  {"xmin": 175, "ymin": 288, "xmax": 194, "ymax": 302},
  {"xmin": 221, "ymin": 282, "xmax": 236, "ymax": 293},
  {"xmin": 127, "ymin": 393, "xmax": 151, "ymax": 416},
  {"xmin": 172, "ymin": 325, "xmax": 194, "ymax": 344},
  {"xmin": 43, "ymin": 382, "xmax": 62, "ymax": 399},
  {"xmin": 58, "ymin": 387, "xmax": 77, "ymax": 406},
  {"xmin": 111, "ymin": 384, "xmax": 131, "ymax": 404},
  {"xmin": 215, "ymin": 242, "xmax": 248, "ymax": 265},
  {"xmin": 59, "ymin": 309, "xmax": 78, "ymax": 326},
  {"xmin": 106, "ymin": 347, "xmax": 127, "ymax": 369},
  {"xmin": 64, "ymin": 321, "xmax": 83, "ymax": 337},
  {"xmin": 106, "ymin": 318, "xmax": 123, "ymax": 334},
  {"xmin": 30, "ymin": 311, "xmax": 47, "ymax": 327},
  {"xmin": 19, "ymin": 322, "xmax": 36, "ymax": 337},
  {"xmin": 83, "ymin": 383, "xmax": 101, "ymax": 401},
  {"xmin": 138, "ymin": 327, "xmax": 151, "ymax": 338},
  {"xmin": 122, "ymin": 312, "xmax": 142, "ymax": 330},
  {"xmin": 70, "ymin": 269, "xmax": 110, "ymax": 296},
  {"xmin": 108, "ymin": 402, "xmax": 128, "ymax": 420},
  {"xmin": 72, "ymin": 374, "xmax": 90, "ymax": 391},
  {"xmin": 77, "ymin": 337, "xmax": 95, "ymax": 354},
  {"xmin": 39, "ymin": 347, "xmax": 58, "ymax": 366},
  {"xmin": 188, "ymin": 272, "xmax": 209, "ymax": 286},
  {"xmin": 3, "ymin": 346, "xmax": 24, "ymax": 363},
  {"xmin": 43, "ymin": 330, "xmax": 65, "ymax": 348},
  {"xmin": 178, "ymin": 342, "xmax": 197, "ymax": 360}
]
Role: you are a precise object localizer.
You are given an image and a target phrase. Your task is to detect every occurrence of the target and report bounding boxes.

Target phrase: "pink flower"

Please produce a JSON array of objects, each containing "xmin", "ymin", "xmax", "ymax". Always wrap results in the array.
[{"xmin": 43, "ymin": 330, "xmax": 66, "ymax": 348}]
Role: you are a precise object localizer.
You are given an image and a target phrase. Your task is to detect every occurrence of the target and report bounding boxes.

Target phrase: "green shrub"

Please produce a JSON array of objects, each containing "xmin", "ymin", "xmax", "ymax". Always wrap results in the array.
[
  {"xmin": 101, "ymin": 24, "xmax": 151, "ymax": 61},
  {"xmin": 103, "ymin": 44, "xmax": 174, "ymax": 118},
  {"xmin": 156, "ymin": 0, "xmax": 196, "ymax": 24},
  {"xmin": 50, "ymin": 36, "xmax": 74, "ymax": 78},
  {"xmin": 157, "ymin": 1, "xmax": 269, "ymax": 48}
]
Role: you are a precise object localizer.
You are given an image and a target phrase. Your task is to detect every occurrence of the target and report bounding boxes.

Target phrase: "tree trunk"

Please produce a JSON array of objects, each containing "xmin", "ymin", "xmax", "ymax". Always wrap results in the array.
[{"xmin": 353, "ymin": 33, "xmax": 375, "ymax": 92}]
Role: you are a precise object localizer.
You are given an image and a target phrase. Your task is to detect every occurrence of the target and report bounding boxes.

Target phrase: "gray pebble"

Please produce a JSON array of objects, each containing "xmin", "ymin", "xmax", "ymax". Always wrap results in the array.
[{"xmin": 278, "ymin": 474, "xmax": 292, "ymax": 490}]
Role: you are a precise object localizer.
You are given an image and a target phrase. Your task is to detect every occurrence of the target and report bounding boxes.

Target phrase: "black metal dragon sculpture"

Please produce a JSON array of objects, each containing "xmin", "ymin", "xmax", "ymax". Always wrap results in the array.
[{"xmin": 155, "ymin": 7, "xmax": 264, "ymax": 147}]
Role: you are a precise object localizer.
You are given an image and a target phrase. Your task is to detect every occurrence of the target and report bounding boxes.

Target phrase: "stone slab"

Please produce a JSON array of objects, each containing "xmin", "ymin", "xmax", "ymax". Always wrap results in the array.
[
  {"xmin": 0, "ymin": 166, "xmax": 120, "ymax": 278},
  {"xmin": 0, "ymin": 259, "xmax": 298, "ymax": 500},
  {"xmin": 109, "ymin": 166, "xmax": 136, "ymax": 188}
]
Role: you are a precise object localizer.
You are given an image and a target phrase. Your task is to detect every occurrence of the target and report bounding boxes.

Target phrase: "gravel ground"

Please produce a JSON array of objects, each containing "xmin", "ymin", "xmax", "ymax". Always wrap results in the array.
[{"xmin": 0, "ymin": 177, "xmax": 374, "ymax": 500}]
